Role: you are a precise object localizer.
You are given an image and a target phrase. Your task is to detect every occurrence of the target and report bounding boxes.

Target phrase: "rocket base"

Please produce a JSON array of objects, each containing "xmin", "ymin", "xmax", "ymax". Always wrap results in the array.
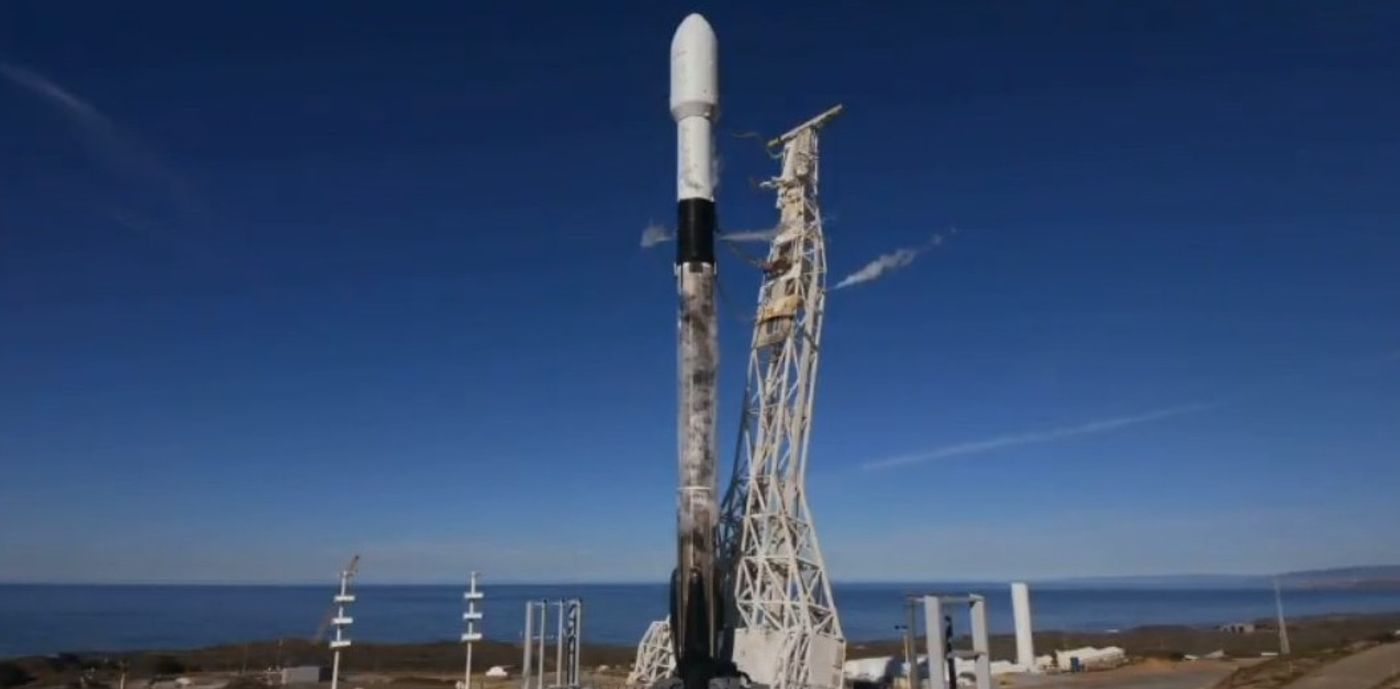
[{"xmin": 651, "ymin": 676, "xmax": 758, "ymax": 689}]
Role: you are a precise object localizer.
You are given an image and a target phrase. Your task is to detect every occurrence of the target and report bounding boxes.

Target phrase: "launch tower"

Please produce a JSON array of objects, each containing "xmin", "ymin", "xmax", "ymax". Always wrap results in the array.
[{"xmin": 719, "ymin": 105, "xmax": 846, "ymax": 689}]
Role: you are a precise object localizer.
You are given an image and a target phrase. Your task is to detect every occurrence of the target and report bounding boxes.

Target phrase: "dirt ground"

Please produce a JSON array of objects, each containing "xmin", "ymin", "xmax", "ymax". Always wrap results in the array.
[
  {"xmin": 848, "ymin": 613, "xmax": 1400, "ymax": 664},
  {"xmin": 1007, "ymin": 659, "xmax": 1247, "ymax": 689},
  {"xmin": 7, "ymin": 613, "xmax": 1400, "ymax": 689}
]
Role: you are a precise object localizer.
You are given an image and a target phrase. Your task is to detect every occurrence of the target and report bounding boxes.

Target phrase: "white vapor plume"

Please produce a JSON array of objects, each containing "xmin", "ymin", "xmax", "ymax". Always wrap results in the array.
[
  {"xmin": 862, "ymin": 402, "xmax": 1216, "ymax": 470},
  {"xmin": 640, "ymin": 222, "xmax": 673, "ymax": 248},
  {"xmin": 721, "ymin": 227, "xmax": 779, "ymax": 243},
  {"xmin": 639, "ymin": 224, "xmax": 778, "ymax": 249},
  {"xmin": 832, "ymin": 228, "xmax": 958, "ymax": 290}
]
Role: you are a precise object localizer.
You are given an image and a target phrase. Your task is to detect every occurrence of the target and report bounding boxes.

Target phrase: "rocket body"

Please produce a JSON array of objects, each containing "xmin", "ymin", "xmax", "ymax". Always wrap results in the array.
[{"xmin": 668, "ymin": 13, "xmax": 727, "ymax": 689}]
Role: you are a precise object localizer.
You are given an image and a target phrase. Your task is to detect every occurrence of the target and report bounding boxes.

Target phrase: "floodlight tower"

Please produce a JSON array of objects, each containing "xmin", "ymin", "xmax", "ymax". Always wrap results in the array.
[
  {"xmin": 461, "ymin": 572, "xmax": 484, "ymax": 689},
  {"xmin": 718, "ymin": 105, "xmax": 846, "ymax": 689},
  {"xmin": 327, "ymin": 557, "xmax": 360, "ymax": 689}
]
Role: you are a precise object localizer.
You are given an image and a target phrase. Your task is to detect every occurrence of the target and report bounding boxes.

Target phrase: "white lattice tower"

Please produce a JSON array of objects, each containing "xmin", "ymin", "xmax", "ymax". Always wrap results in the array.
[
  {"xmin": 723, "ymin": 105, "xmax": 845, "ymax": 689},
  {"xmin": 628, "ymin": 618, "xmax": 676, "ymax": 687}
]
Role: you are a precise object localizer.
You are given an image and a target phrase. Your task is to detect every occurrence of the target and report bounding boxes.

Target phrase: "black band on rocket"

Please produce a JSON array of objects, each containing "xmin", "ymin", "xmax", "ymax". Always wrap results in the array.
[{"xmin": 676, "ymin": 198, "xmax": 717, "ymax": 266}]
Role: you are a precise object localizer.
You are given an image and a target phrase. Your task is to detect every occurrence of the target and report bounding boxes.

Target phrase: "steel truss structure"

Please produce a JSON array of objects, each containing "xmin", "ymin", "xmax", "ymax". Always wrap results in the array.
[
  {"xmin": 720, "ymin": 105, "xmax": 846, "ymax": 689},
  {"xmin": 628, "ymin": 618, "xmax": 676, "ymax": 687}
]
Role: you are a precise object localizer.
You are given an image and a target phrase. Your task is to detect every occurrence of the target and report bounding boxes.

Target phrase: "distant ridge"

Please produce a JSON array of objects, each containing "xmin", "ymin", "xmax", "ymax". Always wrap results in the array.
[
  {"xmin": 1279, "ymin": 565, "xmax": 1400, "ymax": 590},
  {"xmin": 1036, "ymin": 574, "xmax": 1266, "ymax": 589},
  {"xmin": 1037, "ymin": 565, "xmax": 1400, "ymax": 590}
]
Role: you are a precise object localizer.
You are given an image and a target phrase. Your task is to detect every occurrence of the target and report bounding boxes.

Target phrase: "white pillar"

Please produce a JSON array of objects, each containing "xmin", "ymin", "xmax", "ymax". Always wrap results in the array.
[
  {"xmin": 923, "ymin": 596, "xmax": 946, "ymax": 689},
  {"xmin": 969, "ymin": 597, "xmax": 991, "ymax": 689},
  {"xmin": 522, "ymin": 603, "xmax": 533, "ymax": 689},
  {"xmin": 555, "ymin": 601, "xmax": 565, "ymax": 688},
  {"xmin": 1011, "ymin": 583, "xmax": 1035, "ymax": 671},
  {"xmin": 536, "ymin": 602, "xmax": 547, "ymax": 689}
]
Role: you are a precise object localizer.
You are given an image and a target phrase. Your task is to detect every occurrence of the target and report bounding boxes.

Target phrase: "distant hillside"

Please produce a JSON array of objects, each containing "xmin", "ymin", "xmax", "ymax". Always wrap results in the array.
[
  {"xmin": 1039, "ymin": 566, "xmax": 1400, "ymax": 590},
  {"xmin": 1038, "ymin": 573, "xmax": 1266, "ymax": 588},
  {"xmin": 1279, "ymin": 566, "xmax": 1400, "ymax": 590}
]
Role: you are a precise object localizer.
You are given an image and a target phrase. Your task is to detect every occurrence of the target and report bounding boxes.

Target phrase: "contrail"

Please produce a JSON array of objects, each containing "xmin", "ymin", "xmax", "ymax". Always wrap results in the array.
[
  {"xmin": 0, "ymin": 63, "xmax": 109, "ymax": 126},
  {"xmin": 862, "ymin": 402, "xmax": 1217, "ymax": 470},
  {"xmin": 640, "ymin": 223, "xmax": 777, "ymax": 248},
  {"xmin": 832, "ymin": 228, "xmax": 957, "ymax": 290},
  {"xmin": 1, "ymin": 62, "xmax": 200, "ymax": 217}
]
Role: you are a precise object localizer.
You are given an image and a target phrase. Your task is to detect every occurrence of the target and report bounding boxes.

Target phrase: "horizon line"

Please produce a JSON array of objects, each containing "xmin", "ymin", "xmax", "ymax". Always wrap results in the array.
[{"xmin": 1, "ymin": 569, "xmax": 1374, "ymax": 588}]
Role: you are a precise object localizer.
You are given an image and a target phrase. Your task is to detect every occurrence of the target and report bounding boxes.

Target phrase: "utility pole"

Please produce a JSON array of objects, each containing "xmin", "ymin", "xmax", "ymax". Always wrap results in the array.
[
  {"xmin": 1274, "ymin": 577, "xmax": 1291, "ymax": 655},
  {"xmin": 328, "ymin": 560, "xmax": 358, "ymax": 689},
  {"xmin": 461, "ymin": 572, "xmax": 484, "ymax": 689}
]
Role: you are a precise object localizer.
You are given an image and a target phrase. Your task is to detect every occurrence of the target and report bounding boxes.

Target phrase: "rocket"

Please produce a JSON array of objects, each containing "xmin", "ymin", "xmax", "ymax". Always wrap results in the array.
[{"xmin": 668, "ymin": 13, "xmax": 731, "ymax": 689}]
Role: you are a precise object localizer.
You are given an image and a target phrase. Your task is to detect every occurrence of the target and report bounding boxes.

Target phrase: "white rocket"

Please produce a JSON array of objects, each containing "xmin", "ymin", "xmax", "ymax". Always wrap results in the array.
[{"xmin": 668, "ymin": 12, "xmax": 727, "ymax": 689}]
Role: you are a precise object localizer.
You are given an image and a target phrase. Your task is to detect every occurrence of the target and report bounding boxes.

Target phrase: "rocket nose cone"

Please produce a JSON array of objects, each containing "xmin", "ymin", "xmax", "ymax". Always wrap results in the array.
[
  {"xmin": 672, "ymin": 13, "xmax": 716, "ymax": 49},
  {"xmin": 670, "ymin": 13, "xmax": 718, "ymax": 120}
]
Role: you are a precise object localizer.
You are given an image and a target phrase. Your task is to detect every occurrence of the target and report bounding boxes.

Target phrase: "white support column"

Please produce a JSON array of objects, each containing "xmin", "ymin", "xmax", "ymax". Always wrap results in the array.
[
  {"xmin": 923, "ymin": 595, "xmax": 945, "ymax": 689},
  {"xmin": 536, "ymin": 601, "xmax": 547, "ymax": 689},
  {"xmin": 522, "ymin": 603, "xmax": 534, "ymax": 689},
  {"xmin": 969, "ymin": 597, "xmax": 991, "ymax": 689},
  {"xmin": 555, "ymin": 600, "xmax": 565, "ymax": 688},
  {"xmin": 1010, "ymin": 583, "xmax": 1034, "ymax": 671}
]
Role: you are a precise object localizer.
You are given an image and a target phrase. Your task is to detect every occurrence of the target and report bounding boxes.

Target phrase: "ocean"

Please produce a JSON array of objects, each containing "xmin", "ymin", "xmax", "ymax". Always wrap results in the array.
[{"xmin": 5, "ymin": 583, "xmax": 1400, "ymax": 659}]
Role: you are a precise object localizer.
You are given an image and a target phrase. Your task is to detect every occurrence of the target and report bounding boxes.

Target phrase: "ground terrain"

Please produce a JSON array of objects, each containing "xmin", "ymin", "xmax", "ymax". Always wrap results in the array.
[{"xmin": 4, "ymin": 613, "xmax": 1399, "ymax": 689}]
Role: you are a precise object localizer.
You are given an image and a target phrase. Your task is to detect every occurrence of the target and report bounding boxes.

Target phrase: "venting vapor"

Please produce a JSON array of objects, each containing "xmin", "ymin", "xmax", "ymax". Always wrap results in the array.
[
  {"xmin": 639, "ymin": 223, "xmax": 776, "ymax": 248},
  {"xmin": 641, "ymin": 222, "xmax": 673, "ymax": 248},
  {"xmin": 832, "ymin": 228, "xmax": 957, "ymax": 290}
]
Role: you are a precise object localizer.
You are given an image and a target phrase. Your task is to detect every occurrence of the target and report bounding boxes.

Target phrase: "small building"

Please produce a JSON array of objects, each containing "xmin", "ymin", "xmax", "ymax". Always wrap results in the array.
[
  {"xmin": 280, "ymin": 666, "xmax": 329, "ymax": 685},
  {"xmin": 1219, "ymin": 623, "xmax": 1256, "ymax": 634}
]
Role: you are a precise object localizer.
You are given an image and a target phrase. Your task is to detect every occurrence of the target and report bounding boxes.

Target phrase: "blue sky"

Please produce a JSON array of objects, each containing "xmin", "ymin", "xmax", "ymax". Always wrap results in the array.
[{"xmin": 2, "ymin": 1, "xmax": 1398, "ymax": 584}]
